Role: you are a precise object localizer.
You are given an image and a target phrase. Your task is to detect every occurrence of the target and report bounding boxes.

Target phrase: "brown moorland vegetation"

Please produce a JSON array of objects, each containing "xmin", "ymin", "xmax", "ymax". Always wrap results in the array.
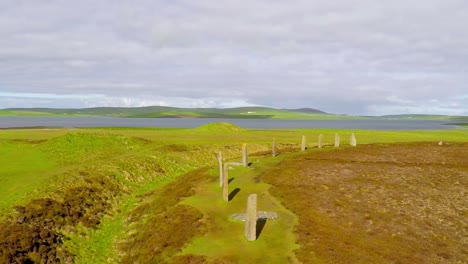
[
  {"xmin": 263, "ymin": 142, "xmax": 468, "ymax": 263},
  {"xmin": 119, "ymin": 168, "xmax": 212, "ymax": 263},
  {"xmin": 0, "ymin": 176, "xmax": 122, "ymax": 263}
]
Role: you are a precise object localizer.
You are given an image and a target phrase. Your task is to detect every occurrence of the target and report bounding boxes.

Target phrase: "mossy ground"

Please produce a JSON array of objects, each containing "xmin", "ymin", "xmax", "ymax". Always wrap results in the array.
[{"xmin": 0, "ymin": 123, "xmax": 467, "ymax": 263}]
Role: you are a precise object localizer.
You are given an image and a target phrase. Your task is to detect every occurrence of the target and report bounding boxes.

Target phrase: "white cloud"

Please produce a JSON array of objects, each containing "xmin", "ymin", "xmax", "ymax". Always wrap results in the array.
[
  {"xmin": 0, "ymin": 92, "xmax": 257, "ymax": 109},
  {"xmin": 368, "ymin": 104, "xmax": 467, "ymax": 116}
]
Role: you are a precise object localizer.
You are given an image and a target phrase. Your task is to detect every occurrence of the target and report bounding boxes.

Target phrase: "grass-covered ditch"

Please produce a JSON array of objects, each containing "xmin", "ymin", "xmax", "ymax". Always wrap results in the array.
[{"xmin": 0, "ymin": 123, "xmax": 467, "ymax": 263}]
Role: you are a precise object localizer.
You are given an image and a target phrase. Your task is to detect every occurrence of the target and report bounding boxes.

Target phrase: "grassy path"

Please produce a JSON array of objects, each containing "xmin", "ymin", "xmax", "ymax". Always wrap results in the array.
[{"xmin": 178, "ymin": 153, "xmax": 302, "ymax": 263}]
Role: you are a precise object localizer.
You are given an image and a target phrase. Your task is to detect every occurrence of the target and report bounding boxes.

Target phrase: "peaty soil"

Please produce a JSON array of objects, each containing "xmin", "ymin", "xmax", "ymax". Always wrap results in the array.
[
  {"xmin": 0, "ymin": 177, "xmax": 122, "ymax": 264},
  {"xmin": 263, "ymin": 142, "xmax": 468, "ymax": 264}
]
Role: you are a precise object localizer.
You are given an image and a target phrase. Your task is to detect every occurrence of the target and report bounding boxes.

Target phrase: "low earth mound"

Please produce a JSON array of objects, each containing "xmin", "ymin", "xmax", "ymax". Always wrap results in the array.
[
  {"xmin": 264, "ymin": 142, "xmax": 468, "ymax": 263},
  {"xmin": 193, "ymin": 122, "xmax": 245, "ymax": 132}
]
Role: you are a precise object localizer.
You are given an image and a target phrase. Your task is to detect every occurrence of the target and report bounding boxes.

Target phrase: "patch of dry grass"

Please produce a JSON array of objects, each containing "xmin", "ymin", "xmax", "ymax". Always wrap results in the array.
[
  {"xmin": 119, "ymin": 168, "xmax": 212, "ymax": 263},
  {"xmin": 120, "ymin": 204, "xmax": 207, "ymax": 263},
  {"xmin": 264, "ymin": 142, "xmax": 468, "ymax": 263}
]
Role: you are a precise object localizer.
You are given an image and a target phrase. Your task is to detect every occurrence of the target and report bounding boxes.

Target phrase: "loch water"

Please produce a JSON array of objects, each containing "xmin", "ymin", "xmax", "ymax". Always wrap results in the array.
[{"xmin": 0, "ymin": 117, "xmax": 461, "ymax": 130}]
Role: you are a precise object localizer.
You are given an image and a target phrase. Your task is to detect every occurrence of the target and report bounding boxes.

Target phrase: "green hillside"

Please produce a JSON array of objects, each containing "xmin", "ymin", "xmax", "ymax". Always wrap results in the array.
[
  {"xmin": 376, "ymin": 114, "xmax": 468, "ymax": 121},
  {"xmin": 2, "ymin": 106, "xmax": 361, "ymax": 120},
  {"xmin": 2, "ymin": 106, "xmax": 467, "ymax": 121}
]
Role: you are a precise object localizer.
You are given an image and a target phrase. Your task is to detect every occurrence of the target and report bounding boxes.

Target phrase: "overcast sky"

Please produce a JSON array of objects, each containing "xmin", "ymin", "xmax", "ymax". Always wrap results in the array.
[{"xmin": 0, "ymin": 0, "xmax": 467, "ymax": 115}]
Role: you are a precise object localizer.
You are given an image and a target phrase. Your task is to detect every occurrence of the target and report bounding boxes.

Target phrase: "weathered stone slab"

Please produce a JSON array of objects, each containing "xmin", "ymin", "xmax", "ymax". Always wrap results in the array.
[
  {"xmin": 334, "ymin": 133, "xmax": 340, "ymax": 147},
  {"xmin": 258, "ymin": 211, "xmax": 279, "ymax": 220},
  {"xmin": 242, "ymin": 143, "xmax": 248, "ymax": 167},
  {"xmin": 272, "ymin": 138, "xmax": 277, "ymax": 157},
  {"xmin": 222, "ymin": 163, "xmax": 229, "ymax": 202},
  {"xmin": 218, "ymin": 151, "xmax": 223, "ymax": 187},
  {"xmin": 231, "ymin": 211, "xmax": 279, "ymax": 221},
  {"xmin": 301, "ymin": 135, "xmax": 306, "ymax": 151},
  {"xmin": 350, "ymin": 133, "xmax": 357, "ymax": 147},
  {"xmin": 245, "ymin": 194, "xmax": 257, "ymax": 241},
  {"xmin": 318, "ymin": 134, "xmax": 323, "ymax": 148},
  {"xmin": 222, "ymin": 162, "xmax": 244, "ymax": 201}
]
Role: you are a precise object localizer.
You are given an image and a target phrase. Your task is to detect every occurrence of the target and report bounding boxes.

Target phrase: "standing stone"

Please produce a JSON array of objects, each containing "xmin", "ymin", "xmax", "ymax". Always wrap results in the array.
[
  {"xmin": 222, "ymin": 164, "xmax": 229, "ymax": 202},
  {"xmin": 242, "ymin": 143, "xmax": 248, "ymax": 167},
  {"xmin": 272, "ymin": 138, "xmax": 277, "ymax": 157},
  {"xmin": 218, "ymin": 152, "xmax": 224, "ymax": 187},
  {"xmin": 350, "ymin": 133, "xmax": 357, "ymax": 147},
  {"xmin": 245, "ymin": 194, "xmax": 257, "ymax": 241},
  {"xmin": 301, "ymin": 135, "xmax": 306, "ymax": 151},
  {"xmin": 318, "ymin": 134, "xmax": 323, "ymax": 148},
  {"xmin": 334, "ymin": 133, "xmax": 340, "ymax": 147}
]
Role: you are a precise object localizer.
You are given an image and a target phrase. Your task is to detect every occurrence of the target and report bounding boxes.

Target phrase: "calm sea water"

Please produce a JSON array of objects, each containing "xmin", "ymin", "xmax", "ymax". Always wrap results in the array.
[{"xmin": 0, "ymin": 117, "xmax": 461, "ymax": 130}]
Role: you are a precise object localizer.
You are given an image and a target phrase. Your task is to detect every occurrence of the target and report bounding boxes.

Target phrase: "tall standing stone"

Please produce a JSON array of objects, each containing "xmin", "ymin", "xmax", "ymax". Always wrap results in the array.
[
  {"xmin": 272, "ymin": 138, "xmax": 277, "ymax": 157},
  {"xmin": 334, "ymin": 133, "xmax": 340, "ymax": 147},
  {"xmin": 301, "ymin": 135, "xmax": 306, "ymax": 151},
  {"xmin": 245, "ymin": 194, "xmax": 257, "ymax": 241},
  {"xmin": 218, "ymin": 152, "xmax": 224, "ymax": 187},
  {"xmin": 318, "ymin": 134, "xmax": 323, "ymax": 148},
  {"xmin": 350, "ymin": 133, "xmax": 357, "ymax": 147},
  {"xmin": 242, "ymin": 143, "xmax": 248, "ymax": 167},
  {"xmin": 222, "ymin": 164, "xmax": 229, "ymax": 202}
]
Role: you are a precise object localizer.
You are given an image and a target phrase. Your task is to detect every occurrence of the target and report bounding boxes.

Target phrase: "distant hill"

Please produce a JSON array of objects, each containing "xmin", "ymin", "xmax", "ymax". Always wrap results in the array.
[
  {"xmin": 1, "ymin": 106, "xmax": 360, "ymax": 120},
  {"xmin": 1, "ymin": 106, "xmax": 466, "ymax": 121},
  {"xmin": 285, "ymin": 108, "xmax": 327, "ymax": 114},
  {"xmin": 376, "ymin": 114, "xmax": 468, "ymax": 121}
]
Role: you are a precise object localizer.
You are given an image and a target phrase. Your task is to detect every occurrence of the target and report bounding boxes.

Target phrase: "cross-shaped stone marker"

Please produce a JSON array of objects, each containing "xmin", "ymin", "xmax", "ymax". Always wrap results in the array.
[{"xmin": 231, "ymin": 194, "xmax": 279, "ymax": 241}]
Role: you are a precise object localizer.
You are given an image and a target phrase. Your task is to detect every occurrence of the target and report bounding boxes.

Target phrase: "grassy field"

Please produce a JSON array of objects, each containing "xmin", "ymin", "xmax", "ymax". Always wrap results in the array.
[{"xmin": 0, "ymin": 123, "xmax": 466, "ymax": 263}]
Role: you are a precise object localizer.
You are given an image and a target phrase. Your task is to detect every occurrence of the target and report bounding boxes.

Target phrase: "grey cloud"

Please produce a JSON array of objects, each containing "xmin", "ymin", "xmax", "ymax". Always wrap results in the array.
[{"xmin": 0, "ymin": 0, "xmax": 467, "ymax": 115}]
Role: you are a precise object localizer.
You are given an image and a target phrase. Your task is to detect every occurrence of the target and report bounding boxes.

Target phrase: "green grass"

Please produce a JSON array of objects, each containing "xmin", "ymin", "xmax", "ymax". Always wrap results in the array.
[
  {"xmin": 0, "ymin": 125, "xmax": 466, "ymax": 210},
  {"xmin": 0, "ymin": 141, "xmax": 57, "ymax": 212},
  {"xmin": 193, "ymin": 122, "xmax": 246, "ymax": 132},
  {"xmin": 0, "ymin": 126, "xmax": 466, "ymax": 144},
  {"xmin": 178, "ymin": 154, "xmax": 302, "ymax": 263},
  {"xmin": 0, "ymin": 123, "xmax": 467, "ymax": 263}
]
